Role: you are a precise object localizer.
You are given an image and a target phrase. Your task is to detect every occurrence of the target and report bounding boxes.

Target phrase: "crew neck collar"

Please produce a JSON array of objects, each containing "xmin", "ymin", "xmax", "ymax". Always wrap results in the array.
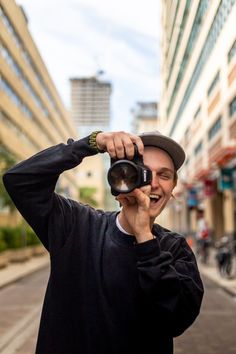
[
  {"xmin": 116, "ymin": 214, "xmax": 133, "ymax": 235},
  {"xmin": 109, "ymin": 212, "xmax": 136, "ymax": 248}
]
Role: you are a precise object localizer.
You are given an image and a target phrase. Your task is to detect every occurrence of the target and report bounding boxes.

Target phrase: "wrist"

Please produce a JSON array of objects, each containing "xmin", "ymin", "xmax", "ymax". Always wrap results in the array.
[
  {"xmin": 135, "ymin": 232, "xmax": 156, "ymax": 244},
  {"xmin": 88, "ymin": 131, "xmax": 104, "ymax": 153}
]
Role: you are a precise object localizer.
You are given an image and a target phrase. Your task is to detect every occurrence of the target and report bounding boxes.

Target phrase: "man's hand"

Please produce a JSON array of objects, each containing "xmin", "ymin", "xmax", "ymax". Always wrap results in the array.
[
  {"xmin": 116, "ymin": 185, "xmax": 154, "ymax": 243},
  {"xmin": 96, "ymin": 131, "xmax": 144, "ymax": 159}
]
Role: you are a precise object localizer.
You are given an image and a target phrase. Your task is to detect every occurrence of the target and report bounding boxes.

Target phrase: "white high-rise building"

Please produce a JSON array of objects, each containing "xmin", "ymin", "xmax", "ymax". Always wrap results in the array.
[
  {"xmin": 70, "ymin": 76, "xmax": 112, "ymax": 137},
  {"xmin": 69, "ymin": 75, "xmax": 114, "ymax": 210}
]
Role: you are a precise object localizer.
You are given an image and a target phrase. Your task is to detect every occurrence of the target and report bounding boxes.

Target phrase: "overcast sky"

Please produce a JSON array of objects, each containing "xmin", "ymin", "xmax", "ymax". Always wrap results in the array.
[{"xmin": 17, "ymin": 0, "xmax": 161, "ymax": 131}]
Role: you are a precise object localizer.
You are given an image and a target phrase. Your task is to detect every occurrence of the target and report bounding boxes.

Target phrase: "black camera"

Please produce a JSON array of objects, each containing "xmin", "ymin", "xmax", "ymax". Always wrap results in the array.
[{"xmin": 107, "ymin": 145, "xmax": 152, "ymax": 196}]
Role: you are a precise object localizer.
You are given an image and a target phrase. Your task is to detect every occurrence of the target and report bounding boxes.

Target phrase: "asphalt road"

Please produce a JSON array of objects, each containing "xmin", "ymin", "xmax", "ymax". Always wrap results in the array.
[
  {"xmin": 0, "ymin": 266, "xmax": 49, "ymax": 354},
  {"xmin": 0, "ymin": 267, "xmax": 236, "ymax": 353},
  {"xmin": 174, "ymin": 276, "xmax": 236, "ymax": 354}
]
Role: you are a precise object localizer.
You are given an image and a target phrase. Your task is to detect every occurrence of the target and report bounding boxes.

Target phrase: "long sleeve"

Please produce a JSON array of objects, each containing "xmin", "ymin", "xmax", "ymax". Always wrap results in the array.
[
  {"xmin": 2, "ymin": 136, "xmax": 98, "ymax": 250},
  {"xmin": 135, "ymin": 230, "xmax": 204, "ymax": 337}
]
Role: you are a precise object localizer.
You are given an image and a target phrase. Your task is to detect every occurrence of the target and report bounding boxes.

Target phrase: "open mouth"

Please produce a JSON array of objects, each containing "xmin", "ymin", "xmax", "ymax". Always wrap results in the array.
[{"xmin": 149, "ymin": 194, "xmax": 161, "ymax": 204}]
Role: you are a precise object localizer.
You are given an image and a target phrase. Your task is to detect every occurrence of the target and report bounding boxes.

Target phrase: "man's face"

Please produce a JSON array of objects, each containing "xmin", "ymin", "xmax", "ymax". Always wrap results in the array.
[{"xmin": 143, "ymin": 146, "xmax": 176, "ymax": 219}]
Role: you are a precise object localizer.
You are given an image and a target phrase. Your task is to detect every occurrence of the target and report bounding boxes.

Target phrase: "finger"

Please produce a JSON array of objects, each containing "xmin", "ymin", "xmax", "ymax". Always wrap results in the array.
[
  {"xmin": 113, "ymin": 135, "xmax": 125, "ymax": 159},
  {"xmin": 125, "ymin": 196, "xmax": 136, "ymax": 205},
  {"xmin": 129, "ymin": 135, "xmax": 144, "ymax": 156},
  {"xmin": 114, "ymin": 132, "xmax": 136, "ymax": 159},
  {"xmin": 116, "ymin": 195, "xmax": 136, "ymax": 206},
  {"xmin": 132, "ymin": 188, "xmax": 150, "ymax": 208},
  {"xmin": 139, "ymin": 185, "xmax": 151, "ymax": 196},
  {"xmin": 121, "ymin": 135, "xmax": 135, "ymax": 159},
  {"xmin": 116, "ymin": 196, "xmax": 129, "ymax": 208},
  {"xmin": 106, "ymin": 139, "xmax": 116, "ymax": 158}
]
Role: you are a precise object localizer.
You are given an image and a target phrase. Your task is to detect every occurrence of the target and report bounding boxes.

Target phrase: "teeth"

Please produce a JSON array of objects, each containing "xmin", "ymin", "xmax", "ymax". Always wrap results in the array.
[{"xmin": 150, "ymin": 194, "xmax": 160, "ymax": 200}]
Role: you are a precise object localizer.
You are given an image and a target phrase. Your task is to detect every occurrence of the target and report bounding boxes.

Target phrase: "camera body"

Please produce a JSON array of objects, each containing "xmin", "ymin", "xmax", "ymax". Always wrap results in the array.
[{"xmin": 107, "ymin": 145, "xmax": 152, "ymax": 196}]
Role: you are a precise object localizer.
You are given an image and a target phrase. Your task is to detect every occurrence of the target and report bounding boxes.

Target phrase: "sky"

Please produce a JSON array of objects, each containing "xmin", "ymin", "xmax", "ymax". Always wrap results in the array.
[{"xmin": 17, "ymin": 0, "xmax": 161, "ymax": 131}]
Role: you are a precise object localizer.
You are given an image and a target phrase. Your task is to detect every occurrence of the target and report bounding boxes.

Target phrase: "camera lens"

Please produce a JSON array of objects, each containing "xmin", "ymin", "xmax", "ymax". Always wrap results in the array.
[{"xmin": 108, "ymin": 162, "xmax": 138, "ymax": 193}]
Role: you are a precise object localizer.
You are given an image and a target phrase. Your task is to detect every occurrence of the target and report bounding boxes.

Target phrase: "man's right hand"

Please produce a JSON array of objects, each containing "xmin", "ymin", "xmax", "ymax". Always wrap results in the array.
[{"xmin": 96, "ymin": 131, "xmax": 144, "ymax": 160}]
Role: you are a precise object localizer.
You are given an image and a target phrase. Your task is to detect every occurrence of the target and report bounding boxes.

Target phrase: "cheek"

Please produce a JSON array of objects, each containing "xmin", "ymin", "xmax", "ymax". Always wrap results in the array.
[{"xmin": 163, "ymin": 182, "xmax": 175, "ymax": 197}]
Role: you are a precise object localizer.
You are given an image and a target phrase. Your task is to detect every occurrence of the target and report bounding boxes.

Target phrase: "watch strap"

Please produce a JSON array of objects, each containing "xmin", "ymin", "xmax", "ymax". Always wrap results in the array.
[{"xmin": 88, "ymin": 131, "xmax": 104, "ymax": 153}]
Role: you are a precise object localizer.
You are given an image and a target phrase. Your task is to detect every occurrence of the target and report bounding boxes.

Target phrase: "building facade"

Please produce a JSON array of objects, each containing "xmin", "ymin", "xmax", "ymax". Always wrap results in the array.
[
  {"xmin": 0, "ymin": 0, "xmax": 79, "ymax": 223},
  {"xmin": 70, "ymin": 76, "xmax": 113, "ymax": 209},
  {"xmin": 131, "ymin": 101, "xmax": 158, "ymax": 134},
  {"xmin": 160, "ymin": 0, "xmax": 236, "ymax": 241},
  {"xmin": 70, "ymin": 76, "xmax": 112, "ymax": 137}
]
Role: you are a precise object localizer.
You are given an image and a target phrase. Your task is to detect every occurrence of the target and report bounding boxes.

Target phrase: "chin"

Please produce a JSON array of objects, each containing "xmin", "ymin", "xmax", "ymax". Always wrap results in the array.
[
  {"xmin": 149, "ymin": 209, "xmax": 161, "ymax": 219},
  {"xmin": 149, "ymin": 203, "xmax": 167, "ymax": 219}
]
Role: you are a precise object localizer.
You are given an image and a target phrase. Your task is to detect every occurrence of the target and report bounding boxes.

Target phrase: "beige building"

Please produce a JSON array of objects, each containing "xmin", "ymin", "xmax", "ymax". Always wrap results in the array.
[
  {"xmin": 159, "ymin": 0, "xmax": 236, "ymax": 241},
  {"xmin": 0, "ymin": 0, "xmax": 79, "ymax": 223},
  {"xmin": 70, "ymin": 76, "xmax": 113, "ymax": 209},
  {"xmin": 131, "ymin": 101, "xmax": 158, "ymax": 134}
]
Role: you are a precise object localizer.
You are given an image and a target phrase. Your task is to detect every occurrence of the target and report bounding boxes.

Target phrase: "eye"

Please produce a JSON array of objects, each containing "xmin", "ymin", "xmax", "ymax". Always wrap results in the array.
[{"xmin": 160, "ymin": 173, "xmax": 172, "ymax": 180}]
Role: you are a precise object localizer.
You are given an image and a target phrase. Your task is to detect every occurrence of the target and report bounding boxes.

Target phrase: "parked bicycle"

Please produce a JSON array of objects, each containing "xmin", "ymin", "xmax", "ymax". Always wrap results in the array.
[{"xmin": 215, "ymin": 236, "xmax": 236, "ymax": 279}]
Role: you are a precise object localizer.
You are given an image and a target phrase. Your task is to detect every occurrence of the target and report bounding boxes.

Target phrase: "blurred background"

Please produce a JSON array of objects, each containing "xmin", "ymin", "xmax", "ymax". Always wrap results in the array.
[{"xmin": 0, "ymin": 0, "xmax": 236, "ymax": 353}]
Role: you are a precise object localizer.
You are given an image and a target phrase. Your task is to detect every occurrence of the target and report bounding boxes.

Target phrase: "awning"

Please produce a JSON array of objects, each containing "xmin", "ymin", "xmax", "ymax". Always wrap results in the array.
[
  {"xmin": 194, "ymin": 168, "xmax": 210, "ymax": 180},
  {"xmin": 209, "ymin": 146, "xmax": 236, "ymax": 166}
]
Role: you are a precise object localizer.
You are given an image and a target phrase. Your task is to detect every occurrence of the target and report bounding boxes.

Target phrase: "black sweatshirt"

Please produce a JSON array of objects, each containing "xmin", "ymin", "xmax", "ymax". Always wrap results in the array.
[{"xmin": 3, "ymin": 136, "xmax": 204, "ymax": 354}]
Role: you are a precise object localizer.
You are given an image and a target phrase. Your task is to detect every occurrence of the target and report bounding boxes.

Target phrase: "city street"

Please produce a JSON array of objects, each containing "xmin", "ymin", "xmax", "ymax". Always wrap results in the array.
[
  {"xmin": 174, "ymin": 276, "xmax": 236, "ymax": 354},
  {"xmin": 0, "ymin": 266, "xmax": 50, "ymax": 354},
  {"xmin": 0, "ymin": 267, "xmax": 236, "ymax": 354}
]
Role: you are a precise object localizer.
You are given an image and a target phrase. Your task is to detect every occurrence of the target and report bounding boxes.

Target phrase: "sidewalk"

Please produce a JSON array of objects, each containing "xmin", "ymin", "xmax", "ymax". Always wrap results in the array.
[
  {"xmin": 0, "ymin": 253, "xmax": 50, "ymax": 290},
  {"xmin": 0, "ymin": 247, "xmax": 236, "ymax": 297},
  {"xmin": 194, "ymin": 246, "xmax": 236, "ymax": 297}
]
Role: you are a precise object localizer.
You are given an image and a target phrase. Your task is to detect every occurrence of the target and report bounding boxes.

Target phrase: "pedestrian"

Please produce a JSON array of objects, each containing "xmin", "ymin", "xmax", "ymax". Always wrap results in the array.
[
  {"xmin": 3, "ymin": 130, "xmax": 204, "ymax": 354},
  {"xmin": 196, "ymin": 209, "xmax": 211, "ymax": 263}
]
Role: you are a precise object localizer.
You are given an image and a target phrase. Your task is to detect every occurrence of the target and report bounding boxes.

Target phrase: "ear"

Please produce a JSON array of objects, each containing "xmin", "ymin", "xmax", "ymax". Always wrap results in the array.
[{"xmin": 171, "ymin": 184, "xmax": 176, "ymax": 199}]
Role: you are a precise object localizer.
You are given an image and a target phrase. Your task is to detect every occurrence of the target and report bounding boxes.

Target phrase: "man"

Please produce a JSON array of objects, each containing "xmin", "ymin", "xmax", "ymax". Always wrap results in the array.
[
  {"xmin": 3, "ymin": 130, "xmax": 204, "ymax": 354},
  {"xmin": 196, "ymin": 209, "xmax": 211, "ymax": 263}
]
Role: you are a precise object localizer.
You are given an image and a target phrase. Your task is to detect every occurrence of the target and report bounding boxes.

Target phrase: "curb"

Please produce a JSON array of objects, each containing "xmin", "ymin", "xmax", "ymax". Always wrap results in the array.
[
  {"xmin": 0, "ymin": 254, "xmax": 50, "ymax": 290},
  {"xmin": 199, "ymin": 264, "xmax": 236, "ymax": 298}
]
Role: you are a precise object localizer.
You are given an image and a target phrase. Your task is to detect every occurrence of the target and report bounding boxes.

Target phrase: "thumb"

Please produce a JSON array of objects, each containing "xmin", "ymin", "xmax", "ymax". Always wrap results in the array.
[{"xmin": 132, "ymin": 188, "xmax": 150, "ymax": 208}]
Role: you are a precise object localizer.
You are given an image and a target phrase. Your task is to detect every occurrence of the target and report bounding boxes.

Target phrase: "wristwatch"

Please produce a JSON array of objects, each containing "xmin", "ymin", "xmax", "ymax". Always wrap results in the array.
[{"xmin": 88, "ymin": 131, "xmax": 104, "ymax": 153}]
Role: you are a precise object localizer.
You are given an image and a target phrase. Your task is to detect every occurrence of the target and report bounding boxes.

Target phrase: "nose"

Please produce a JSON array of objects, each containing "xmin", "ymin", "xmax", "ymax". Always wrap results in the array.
[{"xmin": 151, "ymin": 172, "xmax": 159, "ymax": 189}]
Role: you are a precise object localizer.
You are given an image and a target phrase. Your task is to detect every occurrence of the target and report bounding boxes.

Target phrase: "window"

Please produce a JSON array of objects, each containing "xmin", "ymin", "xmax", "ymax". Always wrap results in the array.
[
  {"xmin": 207, "ymin": 71, "xmax": 220, "ymax": 97},
  {"xmin": 208, "ymin": 116, "xmax": 222, "ymax": 140},
  {"xmin": 0, "ymin": 6, "xmax": 63, "ymax": 121},
  {"xmin": 194, "ymin": 105, "xmax": 201, "ymax": 120},
  {"xmin": 229, "ymin": 96, "xmax": 236, "ymax": 117},
  {"xmin": 170, "ymin": 0, "xmax": 235, "ymax": 136},
  {"xmin": 228, "ymin": 39, "xmax": 236, "ymax": 63},
  {"xmin": 0, "ymin": 111, "xmax": 39, "ymax": 151},
  {"xmin": 194, "ymin": 141, "xmax": 203, "ymax": 155},
  {"xmin": 167, "ymin": 0, "xmax": 211, "ymax": 116}
]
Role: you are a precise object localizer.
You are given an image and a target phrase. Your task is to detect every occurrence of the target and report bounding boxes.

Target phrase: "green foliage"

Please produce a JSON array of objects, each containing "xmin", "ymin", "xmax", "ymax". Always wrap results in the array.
[
  {"xmin": 0, "ymin": 145, "xmax": 17, "ymax": 211},
  {"xmin": 79, "ymin": 186, "xmax": 98, "ymax": 207},
  {"xmin": 0, "ymin": 230, "xmax": 7, "ymax": 253},
  {"xmin": 0, "ymin": 225, "xmax": 41, "ymax": 250},
  {"xmin": 0, "ymin": 226, "xmax": 23, "ymax": 249},
  {"xmin": 25, "ymin": 227, "xmax": 41, "ymax": 245}
]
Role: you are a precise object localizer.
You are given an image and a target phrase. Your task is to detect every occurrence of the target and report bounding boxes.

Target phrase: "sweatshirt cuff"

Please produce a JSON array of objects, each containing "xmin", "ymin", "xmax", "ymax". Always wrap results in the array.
[
  {"xmin": 134, "ymin": 238, "xmax": 161, "ymax": 261},
  {"xmin": 67, "ymin": 135, "xmax": 100, "ymax": 158}
]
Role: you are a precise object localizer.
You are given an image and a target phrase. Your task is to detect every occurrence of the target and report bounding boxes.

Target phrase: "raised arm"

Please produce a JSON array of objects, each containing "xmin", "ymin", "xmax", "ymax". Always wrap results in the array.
[{"xmin": 3, "ymin": 136, "xmax": 98, "ymax": 249}]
